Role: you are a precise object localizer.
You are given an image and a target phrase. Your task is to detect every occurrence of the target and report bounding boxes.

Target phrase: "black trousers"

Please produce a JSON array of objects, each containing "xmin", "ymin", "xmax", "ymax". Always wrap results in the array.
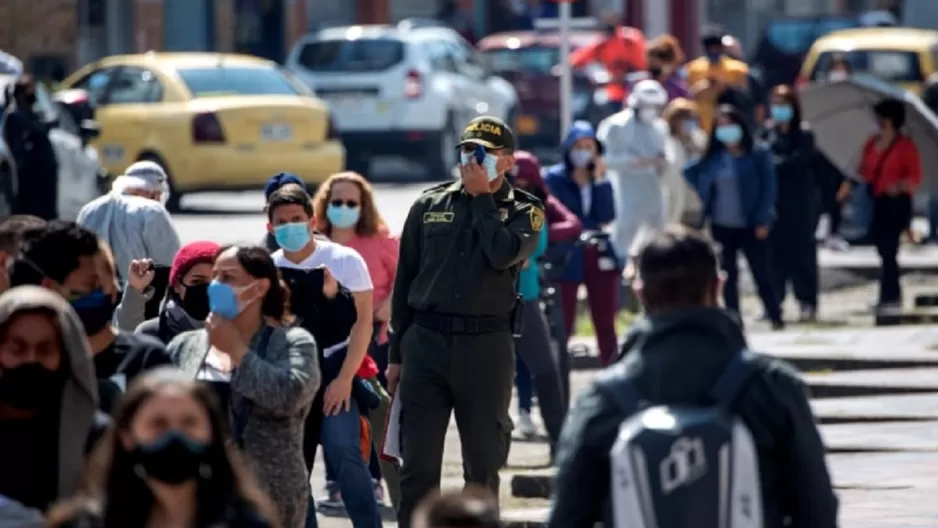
[
  {"xmin": 871, "ymin": 194, "xmax": 912, "ymax": 304},
  {"xmin": 770, "ymin": 208, "xmax": 820, "ymax": 309},
  {"xmin": 712, "ymin": 225, "xmax": 781, "ymax": 323}
]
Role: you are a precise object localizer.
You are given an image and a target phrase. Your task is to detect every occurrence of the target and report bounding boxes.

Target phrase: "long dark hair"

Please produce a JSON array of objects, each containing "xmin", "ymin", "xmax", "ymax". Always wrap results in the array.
[
  {"xmin": 217, "ymin": 245, "xmax": 291, "ymax": 323},
  {"xmin": 46, "ymin": 370, "xmax": 278, "ymax": 527},
  {"xmin": 771, "ymin": 84, "xmax": 805, "ymax": 138},
  {"xmin": 702, "ymin": 104, "xmax": 755, "ymax": 163}
]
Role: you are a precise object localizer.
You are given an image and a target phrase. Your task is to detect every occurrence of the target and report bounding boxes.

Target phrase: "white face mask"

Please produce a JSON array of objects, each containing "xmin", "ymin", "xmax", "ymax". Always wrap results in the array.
[
  {"xmin": 638, "ymin": 108, "xmax": 659, "ymax": 122},
  {"xmin": 569, "ymin": 148, "xmax": 593, "ymax": 168}
]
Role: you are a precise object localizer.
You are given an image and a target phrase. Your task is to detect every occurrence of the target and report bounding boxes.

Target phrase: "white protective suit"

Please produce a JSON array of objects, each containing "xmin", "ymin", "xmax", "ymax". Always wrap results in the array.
[{"xmin": 597, "ymin": 80, "xmax": 672, "ymax": 262}]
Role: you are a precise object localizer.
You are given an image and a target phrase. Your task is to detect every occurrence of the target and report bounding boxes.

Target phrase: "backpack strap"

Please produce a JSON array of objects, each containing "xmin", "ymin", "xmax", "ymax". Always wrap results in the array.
[
  {"xmin": 709, "ymin": 349, "xmax": 761, "ymax": 409},
  {"xmin": 594, "ymin": 363, "xmax": 644, "ymax": 415}
]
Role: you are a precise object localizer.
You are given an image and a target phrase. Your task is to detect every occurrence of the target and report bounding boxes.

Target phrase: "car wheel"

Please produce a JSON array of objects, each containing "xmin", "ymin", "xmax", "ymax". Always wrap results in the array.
[
  {"xmin": 138, "ymin": 153, "xmax": 182, "ymax": 213},
  {"xmin": 0, "ymin": 161, "xmax": 16, "ymax": 217},
  {"xmin": 427, "ymin": 115, "xmax": 458, "ymax": 180}
]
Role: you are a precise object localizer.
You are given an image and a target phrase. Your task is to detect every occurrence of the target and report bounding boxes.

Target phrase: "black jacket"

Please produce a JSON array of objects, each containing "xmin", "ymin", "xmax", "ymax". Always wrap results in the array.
[{"xmin": 549, "ymin": 307, "xmax": 837, "ymax": 528}]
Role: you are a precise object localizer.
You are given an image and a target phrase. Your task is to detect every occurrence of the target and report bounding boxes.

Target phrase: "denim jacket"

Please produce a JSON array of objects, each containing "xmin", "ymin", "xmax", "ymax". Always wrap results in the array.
[{"xmin": 683, "ymin": 146, "xmax": 777, "ymax": 229}]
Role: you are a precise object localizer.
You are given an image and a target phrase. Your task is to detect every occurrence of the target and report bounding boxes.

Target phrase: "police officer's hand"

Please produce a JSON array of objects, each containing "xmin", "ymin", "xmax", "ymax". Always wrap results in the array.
[
  {"xmin": 754, "ymin": 226, "xmax": 769, "ymax": 240},
  {"xmin": 127, "ymin": 259, "xmax": 155, "ymax": 292},
  {"xmin": 323, "ymin": 376, "xmax": 353, "ymax": 416},
  {"xmin": 460, "ymin": 159, "xmax": 492, "ymax": 196},
  {"xmin": 320, "ymin": 266, "xmax": 338, "ymax": 298},
  {"xmin": 387, "ymin": 364, "xmax": 401, "ymax": 395}
]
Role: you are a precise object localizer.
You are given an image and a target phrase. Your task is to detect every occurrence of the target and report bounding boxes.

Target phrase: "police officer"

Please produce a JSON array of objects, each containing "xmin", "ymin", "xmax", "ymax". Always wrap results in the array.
[
  {"xmin": 3, "ymin": 75, "xmax": 59, "ymax": 219},
  {"xmin": 387, "ymin": 116, "xmax": 544, "ymax": 527}
]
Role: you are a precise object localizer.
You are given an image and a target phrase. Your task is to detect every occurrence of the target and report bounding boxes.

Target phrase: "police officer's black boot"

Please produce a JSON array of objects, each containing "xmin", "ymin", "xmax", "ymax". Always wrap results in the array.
[{"xmin": 532, "ymin": 372, "xmax": 567, "ymax": 457}]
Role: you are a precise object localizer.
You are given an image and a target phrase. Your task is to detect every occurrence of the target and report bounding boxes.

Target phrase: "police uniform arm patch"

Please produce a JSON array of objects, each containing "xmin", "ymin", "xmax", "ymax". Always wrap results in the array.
[{"xmin": 529, "ymin": 205, "xmax": 545, "ymax": 232}]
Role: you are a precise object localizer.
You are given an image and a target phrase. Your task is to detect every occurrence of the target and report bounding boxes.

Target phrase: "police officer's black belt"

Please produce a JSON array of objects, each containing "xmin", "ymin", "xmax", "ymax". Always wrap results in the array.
[{"xmin": 415, "ymin": 312, "xmax": 511, "ymax": 334}]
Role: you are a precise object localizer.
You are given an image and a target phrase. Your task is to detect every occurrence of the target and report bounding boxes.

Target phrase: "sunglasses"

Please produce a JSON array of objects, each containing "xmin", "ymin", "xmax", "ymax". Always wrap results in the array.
[{"xmin": 330, "ymin": 199, "xmax": 359, "ymax": 208}]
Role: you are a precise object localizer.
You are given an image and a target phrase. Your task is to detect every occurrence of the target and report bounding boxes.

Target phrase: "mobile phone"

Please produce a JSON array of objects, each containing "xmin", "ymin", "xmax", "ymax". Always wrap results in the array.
[{"xmin": 474, "ymin": 144, "xmax": 487, "ymax": 164}]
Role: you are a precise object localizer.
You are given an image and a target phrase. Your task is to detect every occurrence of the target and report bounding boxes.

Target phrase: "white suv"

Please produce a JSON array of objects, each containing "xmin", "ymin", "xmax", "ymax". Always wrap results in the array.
[{"xmin": 286, "ymin": 21, "xmax": 520, "ymax": 177}]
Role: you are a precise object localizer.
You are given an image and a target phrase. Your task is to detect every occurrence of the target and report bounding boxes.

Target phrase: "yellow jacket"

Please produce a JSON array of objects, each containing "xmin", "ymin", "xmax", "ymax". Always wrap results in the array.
[{"xmin": 685, "ymin": 56, "xmax": 750, "ymax": 132}]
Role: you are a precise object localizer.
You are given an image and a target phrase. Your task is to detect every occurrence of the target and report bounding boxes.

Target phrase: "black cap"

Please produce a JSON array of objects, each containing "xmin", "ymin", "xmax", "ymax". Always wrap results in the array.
[{"xmin": 457, "ymin": 116, "xmax": 516, "ymax": 150}]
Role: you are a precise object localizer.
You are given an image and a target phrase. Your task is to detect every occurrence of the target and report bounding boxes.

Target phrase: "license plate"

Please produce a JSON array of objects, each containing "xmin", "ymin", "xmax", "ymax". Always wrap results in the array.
[
  {"xmin": 516, "ymin": 115, "xmax": 538, "ymax": 135},
  {"xmin": 260, "ymin": 123, "xmax": 293, "ymax": 142}
]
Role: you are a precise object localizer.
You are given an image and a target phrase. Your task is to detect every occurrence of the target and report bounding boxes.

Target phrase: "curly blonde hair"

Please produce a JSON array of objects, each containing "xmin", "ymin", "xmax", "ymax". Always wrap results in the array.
[{"xmin": 313, "ymin": 172, "xmax": 388, "ymax": 237}]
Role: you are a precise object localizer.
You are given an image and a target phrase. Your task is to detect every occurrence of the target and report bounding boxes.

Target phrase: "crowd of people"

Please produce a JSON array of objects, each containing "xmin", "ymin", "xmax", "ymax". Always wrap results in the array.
[{"xmin": 0, "ymin": 21, "xmax": 925, "ymax": 528}]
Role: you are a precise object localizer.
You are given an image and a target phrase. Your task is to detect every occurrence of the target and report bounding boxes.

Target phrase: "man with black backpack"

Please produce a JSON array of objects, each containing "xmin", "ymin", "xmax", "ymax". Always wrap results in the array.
[{"xmin": 549, "ymin": 226, "xmax": 838, "ymax": 528}]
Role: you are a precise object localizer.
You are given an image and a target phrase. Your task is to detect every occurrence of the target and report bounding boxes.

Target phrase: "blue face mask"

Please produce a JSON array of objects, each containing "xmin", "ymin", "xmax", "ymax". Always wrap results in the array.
[
  {"xmin": 207, "ymin": 280, "xmax": 252, "ymax": 319},
  {"xmin": 682, "ymin": 120, "xmax": 698, "ymax": 135},
  {"xmin": 460, "ymin": 151, "xmax": 499, "ymax": 181},
  {"xmin": 326, "ymin": 204, "xmax": 361, "ymax": 229},
  {"xmin": 273, "ymin": 222, "xmax": 311, "ymax": 252},
  {"xmin": 771, "ymin": 104, "xmax": 794, "ymax": 123},
  {"xmin": 715, "ymin": 124, "xmax": 743, "ymax": 145}
]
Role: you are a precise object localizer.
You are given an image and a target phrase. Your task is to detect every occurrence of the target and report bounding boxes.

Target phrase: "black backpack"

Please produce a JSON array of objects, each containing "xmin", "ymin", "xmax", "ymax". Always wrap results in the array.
[{"xmin": 595, "ymin": 351, "xmax": 765, "ymax": 528}]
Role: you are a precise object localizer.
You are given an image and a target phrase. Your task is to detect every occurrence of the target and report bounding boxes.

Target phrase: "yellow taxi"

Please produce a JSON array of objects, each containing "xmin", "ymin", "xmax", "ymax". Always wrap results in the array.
[
  {"xmin": 60, "ymin": 52, "xmax": 345, "ymax": 210},
  {"xmin": 798, "ymin": 27, "xmax": 938, "ymax": 95}
]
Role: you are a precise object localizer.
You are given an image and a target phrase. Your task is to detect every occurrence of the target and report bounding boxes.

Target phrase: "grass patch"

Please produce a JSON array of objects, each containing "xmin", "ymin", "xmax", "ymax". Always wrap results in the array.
[{"xmin": 573, "ymin": 309, "xmax": 637, "ymax": 336}]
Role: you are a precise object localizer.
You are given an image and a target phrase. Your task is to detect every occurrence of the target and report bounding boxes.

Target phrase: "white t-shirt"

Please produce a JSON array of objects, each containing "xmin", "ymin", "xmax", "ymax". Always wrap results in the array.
[{"xmin": 272, "ymin": 239, "xmax": 373, "ymax": 355}]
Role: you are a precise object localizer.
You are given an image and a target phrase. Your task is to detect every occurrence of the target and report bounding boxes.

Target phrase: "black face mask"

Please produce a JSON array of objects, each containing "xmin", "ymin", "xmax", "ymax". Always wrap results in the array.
[
  {"xmin": 70, "ymin": 289, "xmax": 117, "ymax": 335},
  {"xmin": 180, "ymin": 283, "xmax": 210, "ymax": 321},
  {"xmin": 0, "ymin": 363, "xmax": 66, "ymax": 411},
  {"xmin": 648, "ymin": 66, "xmax": 663, "ymax": 78},
  {"xmin": 131, "ymin": 430, "xmax": 210, "ymax": 485},
  {"xmin": 23, "ymin": 93, "xmax": 36, "ymax": 106}
]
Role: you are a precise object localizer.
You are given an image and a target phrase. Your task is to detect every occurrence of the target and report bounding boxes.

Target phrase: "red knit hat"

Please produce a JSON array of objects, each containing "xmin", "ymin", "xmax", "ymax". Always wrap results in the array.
[{"xmin": 170, "ymin": 241, "xmax": 221, "ymax": 285}]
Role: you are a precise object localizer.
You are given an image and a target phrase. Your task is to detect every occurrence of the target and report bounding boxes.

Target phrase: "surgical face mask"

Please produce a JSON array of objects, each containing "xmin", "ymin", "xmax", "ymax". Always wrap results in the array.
[
  {"xmin": 770, "ymin": 104, "xmax": 794, "ymax": 123},
  {"xmin": 0, "ymin": 362, "xmax": 66, "ymax": 410},
  {"xmin": 828, "ymin": 70, "xmax": 849, "ymax": 82},
  {"xmin": 569, "ymin": 148, "xmax": 593, "ymax": 168},
  {"xmin": 682, "ymin": 120, "xmax": 699, "ymax": 135},
  {"xmin": 273, "ymin": 222, "xmax": 311, "ymax": 252},
  {"xmin": 130, "ymin": 430, "xmax": 210, "ymax": 485},
  {"xmin": 70, "ymin": 288, "xmax": 117, "ymax": 335},
  {"xmin": 207, "ymin": 280, "xmax": 257, "ymax": 320},
  {"xmin": 326, "ymin": 204, "xmax": 361, "ymax": 229},
  {"xmin": 715, "ymin": 124, "xmax": 743, "ymax": 145},
  {"xmin": 460, "ymin": 151, "xmax": 499, "ymax": 181},
  {"xmin": 638, "ymin": 108, "xmax": 659, "ymax": 122}
]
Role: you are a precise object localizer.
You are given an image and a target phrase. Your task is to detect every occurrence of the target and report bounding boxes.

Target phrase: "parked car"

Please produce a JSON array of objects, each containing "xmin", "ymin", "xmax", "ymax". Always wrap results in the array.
[
  {"xmin": 59, "ymin": 52, "xmax": 345, "ymax": 211},
  {"xmin": 0, "ymin": 76, "xmax": 102, "ymax": 221},
  {"xmin": 286, "ymin": 22, "xmax": 519, "ymax": 176},
  {"xmin": 798, "ymin": 27, "xmax": 938, "ymax": 95},
  {"xmin": 477, "ymin": 27, "xmax": 603, "ymax": 148},
  {"xmin": 751, "ymin": 15, "xmax": 859, "ymax": 89}
]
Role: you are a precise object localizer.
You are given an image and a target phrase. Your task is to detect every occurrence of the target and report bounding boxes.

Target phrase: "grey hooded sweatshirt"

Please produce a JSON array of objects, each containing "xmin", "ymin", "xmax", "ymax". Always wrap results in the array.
[{"xmin": 0, "ymin": 286, "xmax": 100, "ymax": 508}]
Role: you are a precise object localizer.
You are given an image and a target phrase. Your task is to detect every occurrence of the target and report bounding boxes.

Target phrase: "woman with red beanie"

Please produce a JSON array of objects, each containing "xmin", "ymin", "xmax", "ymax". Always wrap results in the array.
[{"xmin": 131, "ymin": 240, "xmax": 221, "ymax": 344}]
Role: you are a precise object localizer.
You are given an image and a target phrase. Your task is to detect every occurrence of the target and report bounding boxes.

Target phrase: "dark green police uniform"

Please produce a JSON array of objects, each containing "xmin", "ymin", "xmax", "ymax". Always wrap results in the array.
[{"xmin": 389, "ymin": 116, "xmax": 545, "ymax": 526}]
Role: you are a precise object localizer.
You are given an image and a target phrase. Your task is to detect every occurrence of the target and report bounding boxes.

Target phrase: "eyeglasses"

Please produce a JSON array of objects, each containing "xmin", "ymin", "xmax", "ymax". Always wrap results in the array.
[{"xmin": 330, "ymin": 199, "xmax": 360, "ymax": 208}]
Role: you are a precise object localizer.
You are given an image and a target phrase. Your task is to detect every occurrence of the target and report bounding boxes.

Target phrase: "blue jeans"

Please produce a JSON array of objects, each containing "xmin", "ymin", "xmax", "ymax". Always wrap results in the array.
[
  {"xmin": 325, "ymin": 444, "xmax": 382, "ymax": 484},
  {"xmin": 515, "ymin": 353, "xmax": 533, "ymax": 413},
  {"xmin": 316, "ymin": 404, "xmax": 382, "ymax": 528}
]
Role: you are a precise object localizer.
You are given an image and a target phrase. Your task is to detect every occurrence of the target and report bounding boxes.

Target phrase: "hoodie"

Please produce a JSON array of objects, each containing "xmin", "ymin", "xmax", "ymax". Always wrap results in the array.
[
  {"xmin": 0, "ymin": 286, "xmax": 99, "ymax": 507},
  {"xmin": 544, "ymin": 123, "xmax": 618, "ymax": 282}
]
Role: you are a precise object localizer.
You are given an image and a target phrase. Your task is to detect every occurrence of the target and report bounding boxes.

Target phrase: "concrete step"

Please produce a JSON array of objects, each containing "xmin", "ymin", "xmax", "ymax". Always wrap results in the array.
[
  {"xmin": 875, "ymin": 308, "xmax": 938, "ymax": 326},
  {"xmin": 568, "ymin": 339, "xmax": 938, "ymax": 374},
  {"xmin": 913, "ymin": 293, "xmax": 938, "ymax": 307},
  {"xmin": 812, "ymin": 393, "xmax": 938, "ymax": 424},
  {"xmin": 803, "ymin": 368, "xmax": 938, "ymax": 398},
  {"xmin": 509, "ymin": 421, "xmax": 938, "ymax": 499}
]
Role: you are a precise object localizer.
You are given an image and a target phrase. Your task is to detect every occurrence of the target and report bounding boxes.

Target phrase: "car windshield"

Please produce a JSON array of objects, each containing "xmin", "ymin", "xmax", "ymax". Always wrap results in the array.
[
  {"xmin": 811, "ymin": 49, "xmax": 923, "ymax": 81},
  {"xmin": 764, "ymin": 18, "xmax": 857, "ymax": 54},
  {"xmin": 297, "ymin": 39, "xmax": 405, "ymax": 72},
  {"xmin": 483, "ymin": 47, "xmax": 559, "ymax": 75},
  {"xmin": 177, "ymin": 66, "xmax": 301, "ymax": 97}
]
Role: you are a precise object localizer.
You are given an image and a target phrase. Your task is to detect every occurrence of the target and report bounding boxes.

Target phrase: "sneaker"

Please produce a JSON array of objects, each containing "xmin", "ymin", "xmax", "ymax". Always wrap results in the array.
[
  {"xmin": 798, "ymin": 305, "xmax": 817, "ymax": 323},
  {"xmin": 875, "ymin": 302, "xmax": 902, "ymax": 315},
  {"xmin": 373, "ymin": 479, "xmax": 386, "ymax": 505},
  {"xmin": 316, "ymin": 481, "xmax": 343, "ymax": 510},
  {"xmin": 517, "ymin": 410, "xmax": 536, "ymax": 438},
  {"xmin": 825, "ymin": 236, "xmax": 850, "ymax": 252}
]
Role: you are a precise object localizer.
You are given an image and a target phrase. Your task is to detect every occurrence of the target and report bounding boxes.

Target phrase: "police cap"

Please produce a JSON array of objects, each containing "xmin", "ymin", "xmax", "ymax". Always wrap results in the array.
[{"xmin": 457, "ymin": 116, "xmax": 516, "ymax": 151}]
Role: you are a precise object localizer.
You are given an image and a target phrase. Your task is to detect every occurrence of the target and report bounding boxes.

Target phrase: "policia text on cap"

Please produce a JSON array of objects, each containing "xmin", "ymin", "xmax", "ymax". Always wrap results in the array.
[{"xmin": 387, "ymin": 116, "xmax": 546, "ymax": 526}]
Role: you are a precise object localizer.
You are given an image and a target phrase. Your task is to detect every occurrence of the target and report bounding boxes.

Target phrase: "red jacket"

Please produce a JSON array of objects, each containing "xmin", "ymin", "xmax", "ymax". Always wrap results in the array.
[
  {"xmin": 514, "ymin": 152, "xmax": 583, "ymax": 242},
  {"xmin": 858, "ymin": 134, "xmax": 922, "ymax": 197}
]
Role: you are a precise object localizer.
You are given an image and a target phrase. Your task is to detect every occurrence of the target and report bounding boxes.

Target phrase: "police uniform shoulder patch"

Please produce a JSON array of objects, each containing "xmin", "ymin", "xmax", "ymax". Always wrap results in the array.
[
  {"xmin": 529, "ymin": 206, "xmax": 545, "ymax": 232},
  {"xmin": 421, "ymin": 181, "xmax": 452, "ymax": 195},
  {"xmin": 513, "ymin": 188, "xmax": 544, "ymax": 208}
]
